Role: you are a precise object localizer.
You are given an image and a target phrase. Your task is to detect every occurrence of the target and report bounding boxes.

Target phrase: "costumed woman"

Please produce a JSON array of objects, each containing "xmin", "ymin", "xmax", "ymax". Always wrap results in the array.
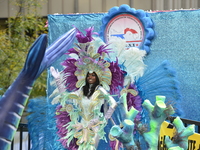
[
  {"xmin": 50, "ymin": 27, "xmax": 117, "ymax": 150},
  {"xmin": 28, "ymin": 26, "xmax": 182, "ymax": 149}
]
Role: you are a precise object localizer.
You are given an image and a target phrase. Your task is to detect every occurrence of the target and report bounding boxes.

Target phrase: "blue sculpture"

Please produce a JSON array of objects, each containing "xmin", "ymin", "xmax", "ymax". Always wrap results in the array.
[{"xmin": 0, "ymin": 28, "xmax": 77, "ymax": 150}]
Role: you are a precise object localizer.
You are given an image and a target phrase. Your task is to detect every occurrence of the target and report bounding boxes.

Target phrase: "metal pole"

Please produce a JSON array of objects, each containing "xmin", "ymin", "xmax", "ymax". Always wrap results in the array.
[
  {"xmin": 129, "ymin": 0, "xmax": 133, "ymax": 8},
  {"xmin": 28, "ymin": 133, "xmax": 31, "ymax": 150},
  {"xmin": 102, "ymin": 0, "xmax": 106, "ymax": 12},
  {"xmin": 20, "ymin": 125, "xmax": 23, "ymax": 150},
  {"xmin": 11, "ymin": 139, "xmax": 14, "ymax": 150},
  {"xmin": 74, "ymin": 0, "xmax": 78, "ymax": 13}
]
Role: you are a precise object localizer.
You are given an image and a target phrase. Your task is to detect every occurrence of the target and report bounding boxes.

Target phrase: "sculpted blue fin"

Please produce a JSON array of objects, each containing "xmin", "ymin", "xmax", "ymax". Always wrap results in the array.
[{"xmin": 0, "ymin": 28, "xmax": 77, "ymax": 150}]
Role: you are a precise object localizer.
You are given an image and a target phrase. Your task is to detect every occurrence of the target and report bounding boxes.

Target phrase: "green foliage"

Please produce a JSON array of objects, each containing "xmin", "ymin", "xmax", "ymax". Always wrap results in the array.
[{"xmin": 0, "ymin": 0, "xmax": 48, "ymax": 98}]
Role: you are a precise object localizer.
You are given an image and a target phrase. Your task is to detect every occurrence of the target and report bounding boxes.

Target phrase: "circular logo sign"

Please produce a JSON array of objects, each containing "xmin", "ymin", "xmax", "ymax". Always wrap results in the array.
[{"xmin": 105, "ymin": 14, "xmax": 144, "ymax": 49}]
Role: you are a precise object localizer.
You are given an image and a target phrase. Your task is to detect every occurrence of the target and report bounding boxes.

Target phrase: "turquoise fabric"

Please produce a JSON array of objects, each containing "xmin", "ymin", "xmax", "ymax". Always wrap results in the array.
[
  {"xmin": 45, "ymin": 10, "xmax": 200, "ymax": 149},
  {"xmin": 147, "ymin": 10, "xmax": 200, "ymax": 121},
  {"xmin": 48, "ymin": 9, "xmax": 200, "ymax": 122}
]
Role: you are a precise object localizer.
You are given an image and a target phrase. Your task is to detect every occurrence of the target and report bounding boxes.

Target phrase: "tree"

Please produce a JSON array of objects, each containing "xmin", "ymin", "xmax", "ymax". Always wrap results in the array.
[{"xmin": 0, "ymin": 0, "xmax": 48, "ymax": 98}]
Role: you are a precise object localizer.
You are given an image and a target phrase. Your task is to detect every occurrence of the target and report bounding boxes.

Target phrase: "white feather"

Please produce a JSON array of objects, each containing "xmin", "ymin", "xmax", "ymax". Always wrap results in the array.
[
  {"xmin": 107, "ymin": 37, "xmax": 126, "ymax": 61},
  {"xmin": 51, "ymin": 95, "xmax": 61, "ymax": 105},
  {"xmin": 108, "ymin": 37, "xmax": 147, "ymax": 82}
]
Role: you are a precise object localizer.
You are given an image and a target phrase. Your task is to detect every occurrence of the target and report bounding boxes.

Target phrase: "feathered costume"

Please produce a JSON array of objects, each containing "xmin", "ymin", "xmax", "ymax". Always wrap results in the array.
[{"xmin": 27, "ymin": 27, "xmax": 181, "ymax": 150}]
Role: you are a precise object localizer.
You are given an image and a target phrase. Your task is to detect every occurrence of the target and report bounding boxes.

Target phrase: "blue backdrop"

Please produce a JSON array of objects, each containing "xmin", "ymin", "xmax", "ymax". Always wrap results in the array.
[
  {"xmin": 45, "ymin": 9, "xmax": 200, "ymax": 149},
  {"xmin": 48, "ymin": 10, "xmax": 200, "ymax": 122}
]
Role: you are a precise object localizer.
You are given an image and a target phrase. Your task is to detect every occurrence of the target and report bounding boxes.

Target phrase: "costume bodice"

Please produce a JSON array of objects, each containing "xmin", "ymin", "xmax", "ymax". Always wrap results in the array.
[
  {"xmin": 63, "ymin": 85, "xmax": 116, "ymax": 150},
  {"xmin": 72, "ymin": 86, "xmax": 105, "ymax": 122}
]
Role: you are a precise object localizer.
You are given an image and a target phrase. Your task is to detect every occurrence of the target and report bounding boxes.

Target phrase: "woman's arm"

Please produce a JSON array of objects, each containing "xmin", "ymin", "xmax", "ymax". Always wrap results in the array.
[
  {"xmin": 50, "ymin": 66, "xmax": 66, "ymax": 93},
  {"xmin": 98, "ymin": 86, "xmax": 117, "ymax": 120},
  {"xmin": 98, "ymin": 86, "xmax": 117, "ymax": 108}
]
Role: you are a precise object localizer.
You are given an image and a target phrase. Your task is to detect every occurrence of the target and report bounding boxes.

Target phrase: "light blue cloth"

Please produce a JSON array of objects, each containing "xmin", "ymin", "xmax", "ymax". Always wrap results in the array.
[
  {"xmin": 48, "ymin": 10, "xmax": 200, "ymax": 122},
  {"xmin": 44, "ymin": 10, "xmax": 200, "ymax": 149},
  {"xmin": 147, "ymin": 10, "xmax": 200, "ymax": 122}
]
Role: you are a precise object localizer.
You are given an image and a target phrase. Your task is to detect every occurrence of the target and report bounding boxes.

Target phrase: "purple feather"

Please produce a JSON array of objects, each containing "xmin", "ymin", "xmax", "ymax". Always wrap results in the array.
[
  {"xmin": 66, "ymin": 48, "xmax": 79, "ymax": 55},
  {"xmin": 76, "ymin": 27, "xmax": 95, "ymax": 43},
  {"xmin": 109, "ymin": 140, "xmax": 123, "ymax": 150},
  {"xmin": 127, "ymin": 84, "xmax": 142, "ymax": 122},
  {"xmin": 109, "ymin": 60, "xmax": 126, "ymax": 95},
  {"xmin": 97, "ymin": 44, "xmax": 113, "ymax": 57},
  {"xmin": 61, "ymin": 58, "xmax": 78, "ymax": 91},
  {"xmin": 55, "ymin": 105, "xmax": 78, "ymax": 149}
]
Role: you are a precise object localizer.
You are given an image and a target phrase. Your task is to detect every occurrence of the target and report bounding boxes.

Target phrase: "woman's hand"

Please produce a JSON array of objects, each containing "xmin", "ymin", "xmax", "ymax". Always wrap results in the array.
[
  {"xmin": 72, "ymin": 123, "xmax": 83, "ymax": 131},
  {"xmin": 50, "ymin": 66, "xmax": 60, "ymax": 79},
  {"xmin": 50, "ymin": 66, "xmax": 66, "ymax": 93}
]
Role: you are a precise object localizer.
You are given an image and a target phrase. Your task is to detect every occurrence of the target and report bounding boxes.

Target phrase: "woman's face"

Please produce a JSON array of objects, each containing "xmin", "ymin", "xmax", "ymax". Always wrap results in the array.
[{"xmin": 87, "ymin": 72, "xmax": 97, "ymax": 84}]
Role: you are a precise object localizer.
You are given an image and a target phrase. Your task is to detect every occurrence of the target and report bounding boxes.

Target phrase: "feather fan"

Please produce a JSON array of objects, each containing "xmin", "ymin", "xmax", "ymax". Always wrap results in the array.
[
  {"xmin": 136, "ymin": 60, "xmax": 183, "ymax": 116},
  {"xmin": 27, "ymin": 97, "xmax": 66, "ymax": 150},
  {"xmin": 108, "ymin": 37, "xmax": 147, "ymax": 83}
]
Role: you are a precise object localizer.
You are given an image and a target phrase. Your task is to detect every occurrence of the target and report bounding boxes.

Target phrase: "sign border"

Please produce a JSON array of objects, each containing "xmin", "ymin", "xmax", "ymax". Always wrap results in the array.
[{"xmin": 99, "ymin": 4, "xmax": 155, "ymax": 54}]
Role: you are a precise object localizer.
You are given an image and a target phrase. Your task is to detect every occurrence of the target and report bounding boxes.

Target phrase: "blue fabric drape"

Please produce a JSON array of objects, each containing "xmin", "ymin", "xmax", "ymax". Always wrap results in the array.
[
  {"xmin": 147, "ymin": 10, "xmax": 200, "ymax": 121},
  {"xmin": 48, "ymin": 10, "xmax": 200, "ymax": 122},
  {"xmin": 44, "ymin": 10, "xmax": 200, "ymax": 149}
]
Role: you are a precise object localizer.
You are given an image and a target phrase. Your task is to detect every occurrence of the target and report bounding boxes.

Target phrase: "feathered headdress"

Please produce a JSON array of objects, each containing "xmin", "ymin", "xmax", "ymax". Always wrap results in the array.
[
  {"xmin": 61, "ymin": 27, "xmax": 146, "ymax": 94},
  {"xmin": 62, "ymin": 27, "xmax": 122, "ymax": 92}
]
